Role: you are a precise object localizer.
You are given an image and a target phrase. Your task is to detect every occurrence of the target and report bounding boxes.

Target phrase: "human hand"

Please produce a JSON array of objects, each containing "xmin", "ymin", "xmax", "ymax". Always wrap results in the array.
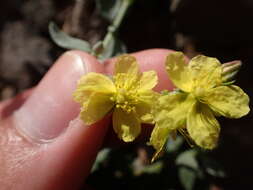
[{"xmin": 0, "ymin": 49, "xmax": 175, "ymax": 190}]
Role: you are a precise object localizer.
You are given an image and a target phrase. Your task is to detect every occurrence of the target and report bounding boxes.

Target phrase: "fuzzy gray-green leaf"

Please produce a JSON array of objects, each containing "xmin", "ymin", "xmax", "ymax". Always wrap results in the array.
[
  {"xmin": 166, "ymin": 136, "xmax": 184, "ymax": 153},
  {"xmin": 96, "ymin": 0, "xmax": 122, "ymax": 22},
  {"xmin": 178, "ymin": 167, "xmax": 196, "ymax": 190},
  {"xmin": 176, "ymin": 149, "xmax": 199, "ymax": 170},
  {"xmin": 98, "ymin": 34, "xmax": 127, "ymax": 60},
  {"xmin": 49, "ymin": 22, "xmax": 92, "ymax": 52}
]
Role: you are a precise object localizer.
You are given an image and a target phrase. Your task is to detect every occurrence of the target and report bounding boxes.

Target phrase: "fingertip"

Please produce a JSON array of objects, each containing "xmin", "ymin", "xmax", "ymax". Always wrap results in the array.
[
  {"xmin": 13, "ymin": 50, "xmax": 105, "ymax": 142},
  {"xmin": 67, "ymin": 50, "xmax": 104, "ymax": 73}
]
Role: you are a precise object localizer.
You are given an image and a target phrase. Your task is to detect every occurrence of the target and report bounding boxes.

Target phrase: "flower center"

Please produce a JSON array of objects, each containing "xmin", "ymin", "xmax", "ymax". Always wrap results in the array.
[
  {"xmin": 110, "ymin": 88, "xmax": 138, "ymax": 113},
  {"xmin": 192, "ymin": 86, "xmax": 209, "ymax": 104},
  {"xmin": 111, "ymin": 73, "xmax": 141, "ymax": 113},
  {"xmin": 193, "ymin": 87, "xmax": 205, "ymax": 97}
]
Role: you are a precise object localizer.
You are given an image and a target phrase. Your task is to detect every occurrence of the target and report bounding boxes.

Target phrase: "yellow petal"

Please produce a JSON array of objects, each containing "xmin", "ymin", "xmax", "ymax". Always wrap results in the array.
[
  {"xmin": 149, "ymin": 123, "xmax": 172, "ymax": 162},
  {"xmin": 187, "ymin": 103, "xmax": 220, "ymax": 149},
  {"xmin": 114, "ymin": 55, "xmax": 139, "ymax": 76},
  {"xmin": 114, "ymin": 72, "xmax": 140, "ymax": 91},
  {"xmin": 80, "ymin": 92, "xmax": 114, "ymax": 125},
  {"xmin": 113, "ymin": 108, "xmax": 141, "ymax": 142},
  {"xmin": 189, "ymin": 55, "xmax": 222, "ymax": 90},
  {"xmin": 138, "ymin": 70, "xmax": 158, "ymax": 91},
  {"xmin": 73, "ymin": 72, "xmax": 116, "ymax": 103},
  {"xmin": 149, "ymin": 92, "xmax": 195, "ymax": 158},
  {"xmin": 135, "ymin": 90, "xmax": 159, "ymax": 123},
  {"xmin": 205, "ymin": 85, "xmax": 250, "ymax": 118},
  {"xmin": 154, "ymin": 92, "xmax": 195, "ymax": 130},
  {"xmin": 135, "ymin": 102, "xmax": 154, "ymax": 123},
  {"xmin": 165, "ymin": 51, "xmax": 192, "ymax": 92}
]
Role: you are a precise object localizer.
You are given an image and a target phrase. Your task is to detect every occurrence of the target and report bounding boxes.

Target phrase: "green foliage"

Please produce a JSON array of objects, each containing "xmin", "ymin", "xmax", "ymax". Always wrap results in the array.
[
  {"xmin": 98, "ymin": 35, "xmax": 127, "ymax": 60},
  {"xmin": 133, "ymin": 161, "xmax": 163, "ymax": 176},
  {"xmin": 178, "ymin": 167, "xmax": 196, "ymax": 190},
  {"xmin": 140, "ymin": 161, "xmax": 163, "ymax": 174},
  {"xmin": 96, "ymin": 0, "xmax": 123, "ymax": 22},
  {"xmin": 199, "ymin": 153, "xmax": 226, "ymax": 178},
  {"xmin": 88, "ymin": 140, "xmax": 226, "ymax": 190},
  {"xmin": 176, "ymin": 149, "xmax": 199, "ymax": 190},
  {"xmin": 49, "ymin": 0, "xmax": 130, "ymax": 60},
  {"xmin": 48, "ymin": 22, "xmax": 92, "ymax": 52},
  {"xmin": 49, "ymin": 20, "xmax": 126, "ymax": 60},
  {"xmin": 161, "ymin": 90, "xmax": 170, "ymax": 95},
  {"xmin": 166, "ymin": 136, "xmax": 184, "ymax": 153},
  {"xmin": 91, "ymin": 148, "xmax": 111, "ymax": 172},
  {"xmin": 176, "ymin": 149, "xmax": 199, "ymax": 170}
]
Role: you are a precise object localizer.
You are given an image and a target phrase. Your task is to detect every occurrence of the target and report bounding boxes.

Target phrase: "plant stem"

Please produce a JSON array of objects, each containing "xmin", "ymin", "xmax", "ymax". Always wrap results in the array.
[{"xmin": 103, "ymin": 0, "xmax": 132, "ymax": 48}]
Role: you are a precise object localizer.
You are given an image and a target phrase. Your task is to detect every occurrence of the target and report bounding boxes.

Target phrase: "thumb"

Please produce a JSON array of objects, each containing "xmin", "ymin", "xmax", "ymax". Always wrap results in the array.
[{"xmin": 1, "ymin": 51, "xmax": 109, "ymax": 189}]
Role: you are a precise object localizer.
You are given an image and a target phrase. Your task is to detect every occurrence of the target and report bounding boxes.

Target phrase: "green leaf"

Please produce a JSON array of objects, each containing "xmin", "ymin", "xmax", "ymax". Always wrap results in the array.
[
  {"xmin": 178, "ymin": 167, "xmax": 196, "ymax": 190},
  {"xmin": 97, "ymin": 34, "xmax": 127, "ymax": 60},
  {"xmin": 166, "ymin": 136, "xmax": 184, "ymax": 153},
  {"xmin": 132, "ymin": 159, "xmax": 163, "ymax": 176},
  {"xmin": 49, "ymin": 22, "xmax": 92, "ymax": 52},
  {"xmin": 140, "ymin": 161, "xmax": 163, "ymax": 174},
  {"xmin": 92, "ymin": 41, "xmax": 104, "ymax": 56},
  {"xmin": 161, "ymin": 90, "xmax": 170, "ymax": 95},
  {"xmin": 91, "ymin": 148, "xmax": 111, "ymax": 172},
  {"xmin": 176, "ymin": 149, "xmax": 199, "ymax": 170},
  {"xmin": 200, "ymin": 156, "xmax": 226, "ymax": 178},
  {"xmin": 206, "ymin": 167, "xmax": 225, "ymax": 178},
  {"xmin": 96, "ymin": 0, "xmax": 123, "ymax": 22}
]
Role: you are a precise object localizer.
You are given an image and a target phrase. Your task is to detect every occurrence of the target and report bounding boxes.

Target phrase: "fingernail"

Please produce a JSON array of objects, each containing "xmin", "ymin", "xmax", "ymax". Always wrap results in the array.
[{"xmin": 14, "ymin": 52, "xmax": 87, "ymax": 142}]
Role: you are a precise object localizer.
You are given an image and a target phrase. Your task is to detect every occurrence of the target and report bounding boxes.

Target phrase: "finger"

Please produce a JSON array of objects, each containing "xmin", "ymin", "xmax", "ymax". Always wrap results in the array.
[
  {"xmin": 1, "ymin": 51, "xmax": 109, "ymax": 189},
  {"xmin": 14, "ymin": 51, "xmax": 104, "ymax": 141},
  {"xmin": 0, "ymin": 88, "xmax": 34, "ymax": 119},
  {"xmin": 0, "ymin": 49, "xmax": 179, "ymax": 120}
]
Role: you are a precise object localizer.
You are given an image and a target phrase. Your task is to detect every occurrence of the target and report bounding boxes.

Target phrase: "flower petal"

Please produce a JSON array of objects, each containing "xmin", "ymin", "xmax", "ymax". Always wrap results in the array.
[
  {"xmin": 135, "ymin": 102, "xmax": 154, "ymax": 123},
  {"xmin": 135, "ymin": 90, "xmax": 159, "ymax": 123},
  {"xmin": 80, "ymin": 92, "xmax": 114, "ymax": 125},
  {"xmin": 149, "ymin": 122, "xmax": 172, "ymax": 162},
  {"xmin": 139, "ymin": 70, "xmax": 158, "ymax": 91},
  {"xmin": 73, "ymin": 72, "xmax": 116, "ymax": 103},
  {"xmin": 149, "ymin": 92, "xmax": 195, "ymax": 158},
  {"xmin": 154, "ymin": 92, "xmax": 195, "ymax": 130},
  {"xmin": 114, "ymin": 72, "xmax": 140, "ymax": 91},
  {"xmin": 205, "ymin": 85, "xmax": 250, "ymax": 118},
  {"xmin": 187, "ymin": 103, "xmax": 220, "ymax": 149},
  {"xmin": 113, "ymin": 108, "xmax": 141, "ymax": 142},
  {"xmin": 135, "ymin": 102, "xmax": 154, "ymax": 124},
  {"xmin": 189, "ymin": 55, "xmax": 222, "ymax": 89},
  {"xmin": 114, "ymin": 55, "xmax": 139, "ymax": 76},
  {"xmin": 113, "ymin": 55, "xmax": 142, "ymax": 91},
  {"xmin": 165, "ymin": 51, "xmax": 192, "ymax": 92}
]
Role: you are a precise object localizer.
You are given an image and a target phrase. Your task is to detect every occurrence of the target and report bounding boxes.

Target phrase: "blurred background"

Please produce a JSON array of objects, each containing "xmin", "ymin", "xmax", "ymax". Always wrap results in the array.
[{"xmin": 0, "ymin": 0, "xmax": 252, "ymax": 189}]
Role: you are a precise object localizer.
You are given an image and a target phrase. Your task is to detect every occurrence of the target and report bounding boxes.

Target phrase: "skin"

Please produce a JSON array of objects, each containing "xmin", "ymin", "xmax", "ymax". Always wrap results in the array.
[{"xmin": 0, "ymin": 49, "xmax": 177, "ymax": 189}]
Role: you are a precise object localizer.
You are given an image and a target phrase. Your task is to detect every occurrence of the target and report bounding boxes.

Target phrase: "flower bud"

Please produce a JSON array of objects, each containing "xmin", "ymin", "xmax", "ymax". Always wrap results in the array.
[{"xmin": 221, "ymin": 60, "xmax": 242, "ymax": 83}]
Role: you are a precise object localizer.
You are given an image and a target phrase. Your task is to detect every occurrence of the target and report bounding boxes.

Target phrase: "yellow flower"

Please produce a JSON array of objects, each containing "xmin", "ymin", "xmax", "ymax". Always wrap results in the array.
[
  {"xmin": 73, "ymin": 55, "xmax": 158, "ymax": 142},
  {"xmin": 150, "ymin": 52, "xmax": 250, "ymax": 161}
]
